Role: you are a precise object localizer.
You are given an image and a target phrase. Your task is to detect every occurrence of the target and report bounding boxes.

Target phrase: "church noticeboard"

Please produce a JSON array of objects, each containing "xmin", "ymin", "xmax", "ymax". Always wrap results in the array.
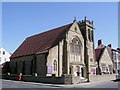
[{"xmin": 47, "ymin": 66, "xmax": 53, "ymax": 74}]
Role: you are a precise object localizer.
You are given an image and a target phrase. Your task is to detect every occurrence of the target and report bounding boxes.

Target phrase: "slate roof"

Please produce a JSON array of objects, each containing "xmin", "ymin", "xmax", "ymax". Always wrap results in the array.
[
  {"xmin": 95, "ymin": 44, "xmax": 112, "ymax": 61},
  {"xmin": 11, "ymin": 23, "xmax": 72, "ymax": 59},
  {"xmin": 95, "ymin": 44, "xmax": 105, "ymax": 61}
]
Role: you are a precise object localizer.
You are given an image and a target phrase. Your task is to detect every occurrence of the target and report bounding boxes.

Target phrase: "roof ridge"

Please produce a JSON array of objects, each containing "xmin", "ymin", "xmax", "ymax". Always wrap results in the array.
[{"xmin": 27, "ymin": 23, "xmax": 72, "ymax": 39}]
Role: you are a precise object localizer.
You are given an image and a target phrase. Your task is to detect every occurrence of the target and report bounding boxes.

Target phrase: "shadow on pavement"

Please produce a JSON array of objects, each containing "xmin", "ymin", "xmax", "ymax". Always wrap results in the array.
[
  {"xmin": 112, "ymin": 79, "xmax": 120, "ymax": 82},
  {"xmin": 1, "ymin": 88, "xmax": 119, "ymax": 90}
]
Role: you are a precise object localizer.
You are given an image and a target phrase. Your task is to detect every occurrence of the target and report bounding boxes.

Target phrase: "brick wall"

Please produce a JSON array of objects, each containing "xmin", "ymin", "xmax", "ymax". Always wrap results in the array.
[{"xmin": 2, "ymin": 74, "xmax": 74, "ymax": 84}]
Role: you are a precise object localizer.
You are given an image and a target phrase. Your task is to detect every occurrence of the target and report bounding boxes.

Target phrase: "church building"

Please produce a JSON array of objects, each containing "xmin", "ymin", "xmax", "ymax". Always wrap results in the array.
[{"xmin": 10, "ymin": 17, "xmax": 96, "ymax": 83}]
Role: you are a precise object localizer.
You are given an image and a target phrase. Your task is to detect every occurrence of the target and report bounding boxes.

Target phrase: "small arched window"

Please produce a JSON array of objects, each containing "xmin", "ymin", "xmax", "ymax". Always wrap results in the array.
[
  {"xmin": 90, "ymin": 58, "xmax": 93, "ymax": 62},
  {"xmin": 75, "ymin": 27, "xmax": 77, "ymax": 31},
  {"xmin": 53, "ymin": 60, "xmax": 57, "ymax": 71}
]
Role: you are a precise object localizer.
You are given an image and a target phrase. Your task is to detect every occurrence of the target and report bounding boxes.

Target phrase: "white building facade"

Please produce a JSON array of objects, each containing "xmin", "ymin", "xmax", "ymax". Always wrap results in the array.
[{"xmin": 0, "ymin": 48, "xmax": 11, "ymax": 65}]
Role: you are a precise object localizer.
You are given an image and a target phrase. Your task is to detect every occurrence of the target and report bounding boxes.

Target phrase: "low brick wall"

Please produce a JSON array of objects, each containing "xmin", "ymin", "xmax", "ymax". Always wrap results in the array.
[
  {"xmin": 21, "ymin": 75, "xmax": 64, "ymax": 84},
  {"xmin": 2, "ymin": 74, "xmax": 73, "ymax": 84},
  {"xmin": 2, "ymin": 74, "xmax": 18, "ymax": 80}
]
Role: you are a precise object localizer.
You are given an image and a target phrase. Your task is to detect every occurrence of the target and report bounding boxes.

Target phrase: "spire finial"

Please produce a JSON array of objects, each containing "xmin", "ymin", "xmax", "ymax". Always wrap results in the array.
[
  {"xmin": 73, "ymin": 16, "xmax": 76, "ymax": 22},
  {"xmin": 74, "ymin": 16, "xmax": 76, "ymax": 21},
  {"xmin": 84, "ymin": 16, "xmax": 87, "ymax": 21}
]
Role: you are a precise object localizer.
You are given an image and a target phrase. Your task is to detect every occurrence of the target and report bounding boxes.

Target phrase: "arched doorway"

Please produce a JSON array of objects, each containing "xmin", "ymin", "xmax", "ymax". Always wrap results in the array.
[
  {"xmin": 69, "ymin": 66, "xmax": 73, "ymax": 74},
  {"xmin": 76, "ymin": 66, "xmax": 80, "ymax": 76},
  {"xmin": 81, "ymin": 67, "xmax": 84, "ymax": 77}
]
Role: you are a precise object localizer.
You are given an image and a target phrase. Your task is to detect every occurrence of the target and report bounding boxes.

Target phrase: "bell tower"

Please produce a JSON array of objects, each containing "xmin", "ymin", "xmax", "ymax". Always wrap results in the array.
[{"xmin": 79, "ymin": 17, "xmax": 95, "ymax": 82}]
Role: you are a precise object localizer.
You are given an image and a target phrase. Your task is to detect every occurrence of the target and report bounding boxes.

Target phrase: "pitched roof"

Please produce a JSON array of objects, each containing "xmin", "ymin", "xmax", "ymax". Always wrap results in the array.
[
  {"xmin": 95, "ymin": 44, "xmax": 112, "ymax": 61},
  {"xmin": 95, "ymin": 46, "xmax": 105, "ymax": 61},
  {"xmin": 112, "ymin": 48, "xmax": 120, "ymax": 53},
  {"xmin": 11, "ymin": 23, "xmax": 72, "ymax": 59}
]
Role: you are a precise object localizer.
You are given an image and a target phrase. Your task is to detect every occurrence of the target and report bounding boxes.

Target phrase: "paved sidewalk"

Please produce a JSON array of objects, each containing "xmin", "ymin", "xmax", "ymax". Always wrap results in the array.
[
  {"xmin": 1, "ymin": 74, "xmax": 117, "ymax": 88},
  {"xmin": 89, "ymin": 74, "xmax": 116, "ymax": 83},
  {"xmin": 2, "ymin": 75, "xmax": 119, "ymax": 89}
]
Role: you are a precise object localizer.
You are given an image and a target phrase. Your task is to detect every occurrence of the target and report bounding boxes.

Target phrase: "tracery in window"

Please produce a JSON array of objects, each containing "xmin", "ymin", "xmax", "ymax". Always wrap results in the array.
[
  {"xmin": 70, "ymin": 37, "xmax": 82, "ymax": 61},
  {"xmin": 70, "ymin": 37, "xmax": 82, "ymax": 55}
]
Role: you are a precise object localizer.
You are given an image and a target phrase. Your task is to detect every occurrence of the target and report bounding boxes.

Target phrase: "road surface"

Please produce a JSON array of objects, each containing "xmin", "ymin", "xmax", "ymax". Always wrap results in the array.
[{"xmin": 1, "ymin": 79, "xmax": 120, "ymax": 90}]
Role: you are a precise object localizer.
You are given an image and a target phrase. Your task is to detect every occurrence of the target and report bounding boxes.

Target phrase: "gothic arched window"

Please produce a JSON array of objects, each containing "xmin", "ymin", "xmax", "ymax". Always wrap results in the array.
[
  {"xmin": 70, "ymin": 37, "xmax": 82, "ymax": 61},
  {"xmin": 70, "ymin": 37, "xmax": 82, "ymax": 55},
  {"xmin": 53, "ymin": 60, "xmax": 57, "ymax": 71}
]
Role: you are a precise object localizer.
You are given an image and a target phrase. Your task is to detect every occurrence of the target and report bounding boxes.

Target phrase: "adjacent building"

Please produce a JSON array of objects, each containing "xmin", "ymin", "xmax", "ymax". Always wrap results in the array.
[
  {"xmin": 0, "ymin": 48, "xmax": 11, "ymax": 65},
  {"xmin": 95, "ymin": 40, "xmax": 113, "ymax": 75},
  {"xmin": 0, "ymin": 48, "xmax": 11, "ymax": 74},
  {"xmin": 112, "ymin": 48, "xmax": 120, "ymax": 74},
  {"xmin": 10, "ymin": 17, "xmax": 96, "ymax": 83}
]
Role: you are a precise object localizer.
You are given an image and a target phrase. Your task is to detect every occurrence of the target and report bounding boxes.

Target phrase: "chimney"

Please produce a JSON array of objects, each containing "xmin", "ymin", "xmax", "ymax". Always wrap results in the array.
[
  {"xmin": 98, "ymin": 39, "xmax": 102, "ymax": 46},
  {"xmin": 117, "ymin": 48, "xmax": 120, "ymax": 51},
  {"xmin": 108, "ymin": 44, "xmax": 112, "ymax": 48}
]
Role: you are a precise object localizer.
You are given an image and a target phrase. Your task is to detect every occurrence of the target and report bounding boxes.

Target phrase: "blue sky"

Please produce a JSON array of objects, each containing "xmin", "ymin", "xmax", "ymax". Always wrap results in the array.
[
  {"xmin": 118, "ymin": 1, "xmax": 120, "ymax": 47},
  {"xmin": 0, "ymin": 2, "xmax": 2, "ymax": 48},
  {"xmin": 2, "ymin": 2, "xmax": 118, "ymax": 53}
]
